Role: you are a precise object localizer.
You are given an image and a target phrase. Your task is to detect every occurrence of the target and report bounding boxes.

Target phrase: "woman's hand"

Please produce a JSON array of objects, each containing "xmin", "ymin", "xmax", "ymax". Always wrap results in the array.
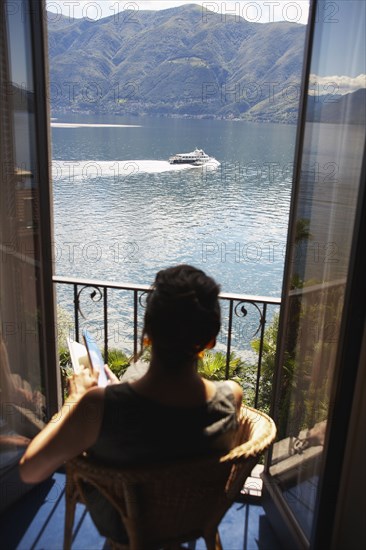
[
  {"xmin": 67, "ymin": 364, "xmax": 98, "ymax": 399},
  {"xmin": 104, "ymin": 364, "xmax": 119, "ymax": 384}
]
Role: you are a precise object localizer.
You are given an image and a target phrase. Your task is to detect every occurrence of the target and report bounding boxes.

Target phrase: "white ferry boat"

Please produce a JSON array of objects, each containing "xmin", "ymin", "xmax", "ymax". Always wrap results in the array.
[{"xmin": 168, "ymin": 148, "xmax": 212, "ymax": 166}]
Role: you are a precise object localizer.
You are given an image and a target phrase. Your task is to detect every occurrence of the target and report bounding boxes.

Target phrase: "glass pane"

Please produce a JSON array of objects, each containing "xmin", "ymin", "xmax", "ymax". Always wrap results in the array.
[
  {"xmin": 269, "ymin": 0, "xmax": 366, "ymax": 539},
  {"xmin": 0, "ymin": 0, "xmax": 46, "ymax": 476}
]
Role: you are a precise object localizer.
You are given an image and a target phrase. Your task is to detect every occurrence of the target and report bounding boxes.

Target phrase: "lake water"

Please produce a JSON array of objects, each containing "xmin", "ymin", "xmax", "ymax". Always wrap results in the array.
[{"xmin": 52, "ymin": 114, "xmax": 296, "ymax": 297}]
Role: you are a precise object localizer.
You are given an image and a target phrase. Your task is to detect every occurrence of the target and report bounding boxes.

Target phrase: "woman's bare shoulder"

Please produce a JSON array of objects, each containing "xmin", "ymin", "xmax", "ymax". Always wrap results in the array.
[{"xmin": 75, "ymin": 386, "xmax": 106, "ymax": 427}]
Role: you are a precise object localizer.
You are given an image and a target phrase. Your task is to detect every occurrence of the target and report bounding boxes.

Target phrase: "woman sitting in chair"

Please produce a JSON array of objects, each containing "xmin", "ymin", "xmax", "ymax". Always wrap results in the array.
[{"xmin": 19, "ymin": 265, "xmax": 243, "ymax": 482}]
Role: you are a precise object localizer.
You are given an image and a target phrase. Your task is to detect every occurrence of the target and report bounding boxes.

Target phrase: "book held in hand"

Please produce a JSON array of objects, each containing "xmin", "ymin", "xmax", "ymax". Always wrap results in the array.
[{"xmin": 67, "ymin": 330, "xmax": 108, "ymax": 387}]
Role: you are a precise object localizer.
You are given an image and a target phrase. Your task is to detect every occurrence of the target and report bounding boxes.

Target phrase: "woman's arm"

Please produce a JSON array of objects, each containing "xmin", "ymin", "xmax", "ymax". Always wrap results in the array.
[{"xmin": 19, "ymin": 368, "xmax": 105, "ymax": 484}]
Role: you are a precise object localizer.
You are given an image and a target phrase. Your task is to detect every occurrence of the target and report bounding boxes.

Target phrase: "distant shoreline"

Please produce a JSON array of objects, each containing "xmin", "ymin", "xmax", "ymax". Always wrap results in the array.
[{"xmin": 50, "ymin": 110, "xmax": 298, "ymax": 125}]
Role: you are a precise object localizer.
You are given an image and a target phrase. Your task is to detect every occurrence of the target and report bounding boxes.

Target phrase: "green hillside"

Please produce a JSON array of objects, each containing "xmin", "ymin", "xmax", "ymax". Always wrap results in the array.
[{"xmin": 48, "ymin": 4, "xmax": 307, "ymax": 122}]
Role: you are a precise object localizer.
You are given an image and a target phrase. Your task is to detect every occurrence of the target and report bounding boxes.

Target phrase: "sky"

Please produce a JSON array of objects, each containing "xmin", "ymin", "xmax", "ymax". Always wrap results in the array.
[
  {"xmin": 309, "ymin": 1, "xmax": 365, "ymax": 78},
  {"xmin": 46, "ymin": 0, "xmax": 310, "ymax": 25}
]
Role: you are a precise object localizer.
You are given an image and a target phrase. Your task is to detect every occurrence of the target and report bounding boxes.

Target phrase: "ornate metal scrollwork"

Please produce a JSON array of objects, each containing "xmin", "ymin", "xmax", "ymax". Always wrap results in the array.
[
  {"xmin": 138, "ymin": 290, "xmax": 150, "ymax": 309},
  {"xmin": 75, "ymin": 285, "xmax": 103, "ymax": 320},
  {"xmin": 234, "ymin": 300, "xmax": 265, "ymax": 337}
]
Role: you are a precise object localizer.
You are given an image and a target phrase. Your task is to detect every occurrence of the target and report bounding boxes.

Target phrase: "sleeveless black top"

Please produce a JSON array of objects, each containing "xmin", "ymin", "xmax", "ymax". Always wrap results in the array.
[
  {"xmin": 88, "ymin": 380, "xmax": 238, "ymax": 466},
  {"xmin": 83, "ymin": 380, "xmax": 238, "ymax": 543}
]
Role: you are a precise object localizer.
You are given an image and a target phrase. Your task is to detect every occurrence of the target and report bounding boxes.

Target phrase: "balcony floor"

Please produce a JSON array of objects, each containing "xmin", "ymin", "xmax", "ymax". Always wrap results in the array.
[{"xmin": 0, "ymin": 471, "xmax": 281, "ymax": 549}]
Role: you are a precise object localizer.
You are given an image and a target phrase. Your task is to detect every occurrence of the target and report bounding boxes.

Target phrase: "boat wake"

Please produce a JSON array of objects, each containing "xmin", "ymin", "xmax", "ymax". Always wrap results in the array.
[
  {"xmin": 52, "ymin": 159, "xmax": 220, "ymax": 181},
  {"xmin": 51, "ymin": 122, "xmax": 141, "ymax": 128}
]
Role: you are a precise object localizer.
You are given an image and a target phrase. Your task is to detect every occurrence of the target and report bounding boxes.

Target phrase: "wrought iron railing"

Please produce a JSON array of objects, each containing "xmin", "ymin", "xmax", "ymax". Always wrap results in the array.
[{"xmin": 53, "ymin": 275, "xmax": 281, "ymax": 408}]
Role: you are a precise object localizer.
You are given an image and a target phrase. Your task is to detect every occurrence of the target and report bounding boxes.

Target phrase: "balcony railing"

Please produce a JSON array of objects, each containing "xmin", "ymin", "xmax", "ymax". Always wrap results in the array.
[{"xmin": 53, "ymin": 275, "xmax": 281, "ymax": 408}]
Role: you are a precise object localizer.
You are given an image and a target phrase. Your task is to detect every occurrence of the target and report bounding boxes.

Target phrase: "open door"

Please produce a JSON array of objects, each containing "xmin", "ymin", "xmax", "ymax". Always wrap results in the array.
[
  {"xmin": 0, "ymin": 0, "xmax": 59, "ymax": 511},
  {"xmin": 262, "ymin": 0, "xmax": 366, "ymax": 547}
]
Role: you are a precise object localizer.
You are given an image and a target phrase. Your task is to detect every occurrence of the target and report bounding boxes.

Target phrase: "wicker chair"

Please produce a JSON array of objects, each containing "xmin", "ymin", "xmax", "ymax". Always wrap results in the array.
[{"xmin": 64, "ymin": 405, "xmax": 276, "ymax": 550}]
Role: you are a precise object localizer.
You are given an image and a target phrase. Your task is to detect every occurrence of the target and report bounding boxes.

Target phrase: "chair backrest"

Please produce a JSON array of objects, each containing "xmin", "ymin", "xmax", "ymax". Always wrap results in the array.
[{"xmin": 65, "ymin": 405, "xmax": 276, "ymax": 549}]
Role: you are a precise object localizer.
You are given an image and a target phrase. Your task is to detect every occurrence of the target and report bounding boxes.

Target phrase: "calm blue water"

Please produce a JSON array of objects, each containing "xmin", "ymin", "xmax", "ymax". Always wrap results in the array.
[{"xmin": 52, "ymin": 114, "xmax": 295, "ymax": 297}]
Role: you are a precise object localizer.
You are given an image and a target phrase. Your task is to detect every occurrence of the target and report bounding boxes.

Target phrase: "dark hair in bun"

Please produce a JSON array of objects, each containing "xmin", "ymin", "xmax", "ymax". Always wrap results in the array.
[{"xmin": 143, "ymin": 265, "xmax": 221, "ymax": 362}]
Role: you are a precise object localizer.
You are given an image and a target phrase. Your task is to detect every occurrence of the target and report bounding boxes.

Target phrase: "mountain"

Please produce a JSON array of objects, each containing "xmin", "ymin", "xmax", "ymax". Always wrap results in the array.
[
  {"xmin": 306, "ymin": 88, "xmax": 366, "ymax": 124},
  {"xmin": 47, "ymin": 4, "xmax": 307, "ymax": 122}
]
